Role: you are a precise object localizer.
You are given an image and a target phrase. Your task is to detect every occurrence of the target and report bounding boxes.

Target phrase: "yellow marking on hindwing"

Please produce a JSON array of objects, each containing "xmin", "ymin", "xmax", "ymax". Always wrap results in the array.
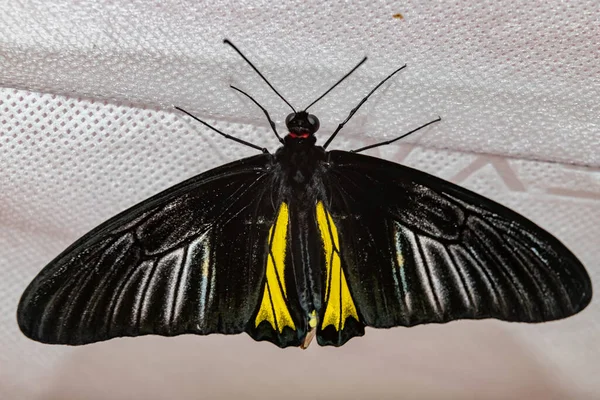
[
  {"xmin": 255, "ymin": 202, "xmax": 296, "ymax": 332},
  {"xmin": 396, "ymin": 253, "xmax": 404, "ymax": 268},
  {"xmin": 393, "ymin": 223, "xmax": 409, "ymax": 294},
  {"xmin": 308, "ymin": 310, "xmax": 318, "ymax": 329},
  {"xmin": 316, "ymin": 202, "xmax": 359, "ymax": 331}
]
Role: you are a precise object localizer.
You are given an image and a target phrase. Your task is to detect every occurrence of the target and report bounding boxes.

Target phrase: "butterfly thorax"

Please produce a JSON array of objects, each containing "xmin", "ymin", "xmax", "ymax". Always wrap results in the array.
[{"xmin": 276, "ymin": 135, "xmax": 325, "ymax": 185}]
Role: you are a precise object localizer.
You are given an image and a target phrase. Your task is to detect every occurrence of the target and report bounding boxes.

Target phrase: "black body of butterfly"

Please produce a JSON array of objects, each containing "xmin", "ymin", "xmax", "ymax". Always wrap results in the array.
[{"xmin": 18, "ymin": 40, "xmax": 592, "ymax": 349}]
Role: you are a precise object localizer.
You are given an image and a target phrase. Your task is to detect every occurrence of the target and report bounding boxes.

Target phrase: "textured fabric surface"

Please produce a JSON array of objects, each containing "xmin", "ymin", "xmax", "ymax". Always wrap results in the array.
[{"xmin": 1, "ymin": 1, "xmax": 599, "ymax": 399}]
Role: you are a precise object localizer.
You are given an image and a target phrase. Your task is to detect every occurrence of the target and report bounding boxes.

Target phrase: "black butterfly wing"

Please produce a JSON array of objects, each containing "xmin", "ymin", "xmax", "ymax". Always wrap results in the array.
[
  {"xmin": 319, "ymin": 150, "xmax": 591, "ymax": 340},
  {"xmin": 18, "ymin": 154, "xmax": 304, "ymax": 347}
]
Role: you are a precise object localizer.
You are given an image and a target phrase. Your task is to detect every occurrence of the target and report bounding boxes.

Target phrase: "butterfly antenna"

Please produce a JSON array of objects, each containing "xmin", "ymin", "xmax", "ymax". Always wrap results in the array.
[
  {"xmin": 230, "ymin": 85, "xmax": 284, "ymax": 144},
  {"xmin": 322, "ymin": 64, "xmax": 407, "ymax": 150},
  {"xmin": 350, "ymin": 117, "xmax": 442, "ymax": 153},
  {"xmin": 224, "ymin": 39, "xmax": 296, "ymax": 113},
  {"xmin": 174, "ymin": 106, "xmax": 269, "ymax": 153},
  {"xmin": 304, "ymin": 56, "xmax": 368, "ymax": 112}
]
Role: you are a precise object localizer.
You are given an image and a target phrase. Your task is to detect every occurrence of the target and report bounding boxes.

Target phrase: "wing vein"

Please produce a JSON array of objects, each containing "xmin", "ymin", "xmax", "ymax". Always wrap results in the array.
[
  {"xmin": 414, "ymin": 234, "xmax": 443, "ymax": 317},
  {"xmin": 445, "ymin": 245, "xmax": 475, "ymax": 311},
  {"xmin": 470, "ymin": 218, "xmax": 532, "ymax": 317},
  {"xmin": 106, "ymin": 259, "xmax": 142, "ymax": 337},
  {"xmin": 462, "ymin": 244, "xmax": 505, "ymax": 315},
  {"xmin": 136, "ymin": 259, "xmax": 159, "ymax": 330},
  {"xmin": 169, "ymin": 246, "xmax": 189, "ymax": 327},
  {"xmin": 266, "ymin": 280, "xmax": 279, "ymax": 332}
]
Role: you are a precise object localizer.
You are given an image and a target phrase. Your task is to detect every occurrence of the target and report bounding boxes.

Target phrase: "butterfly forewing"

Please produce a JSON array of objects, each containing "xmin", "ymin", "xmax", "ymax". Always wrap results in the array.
[
  {"xmin": 17, "ymin": 155, "xmax": 293, "ymax": 345},
  {"xmin": 321, "ymin": 150, "xmax": 591, "ymax": 329}
]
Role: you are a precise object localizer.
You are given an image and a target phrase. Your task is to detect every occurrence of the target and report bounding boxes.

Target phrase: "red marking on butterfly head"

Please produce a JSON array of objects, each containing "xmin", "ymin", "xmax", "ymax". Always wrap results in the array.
[
  {"xmin": 288, "ymin": 132, "xmax": 310, "ymax": 139},
  {"xmin": 285, "ymin": 111, "xmax": 320, "ymax": 140}
]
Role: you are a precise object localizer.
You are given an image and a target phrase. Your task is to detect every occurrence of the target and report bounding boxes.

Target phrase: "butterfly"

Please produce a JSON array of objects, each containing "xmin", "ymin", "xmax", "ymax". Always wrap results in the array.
[{"xmin": 17, "ymin": 40, "xmax": 592, "ymax": 349}]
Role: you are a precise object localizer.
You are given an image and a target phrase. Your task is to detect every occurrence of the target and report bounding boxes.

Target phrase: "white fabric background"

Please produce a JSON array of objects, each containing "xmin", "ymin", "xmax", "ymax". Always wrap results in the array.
[{"xmin": 1, "ymin": 1, "xmax": 598, "ymax": 399}]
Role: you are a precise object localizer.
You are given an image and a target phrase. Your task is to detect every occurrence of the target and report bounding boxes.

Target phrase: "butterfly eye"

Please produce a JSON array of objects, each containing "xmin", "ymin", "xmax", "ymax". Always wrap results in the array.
[
  {"xmin": 285, "ymin": 113, "xmax": 295, "ymax": 128},
  {"xmin": 307, "ymin": 114, "xmax": 320, "ymax": 133}
]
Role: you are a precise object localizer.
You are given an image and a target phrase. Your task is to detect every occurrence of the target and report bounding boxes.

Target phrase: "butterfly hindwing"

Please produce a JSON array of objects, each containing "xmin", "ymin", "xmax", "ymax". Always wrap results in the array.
[
  {"xmin": 17, "ymin": 155, "xmax": 303, "ymax": 347},
  {"xmin": 320, "ymin": 150, "xmax": 591, "ymax": 331},
  {"xmin": 314, "ymin": 201, "xmax": 365, "ymax": 346},
  {"xmin": 246, "ymin": 201, "xmax": 307, "ymax": 347}
]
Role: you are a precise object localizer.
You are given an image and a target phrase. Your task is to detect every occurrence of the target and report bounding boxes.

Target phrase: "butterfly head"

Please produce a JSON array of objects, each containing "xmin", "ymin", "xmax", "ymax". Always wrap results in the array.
[{"xmin": 285, "ymin": 111, "xmax": 320, "ymax": 140}]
